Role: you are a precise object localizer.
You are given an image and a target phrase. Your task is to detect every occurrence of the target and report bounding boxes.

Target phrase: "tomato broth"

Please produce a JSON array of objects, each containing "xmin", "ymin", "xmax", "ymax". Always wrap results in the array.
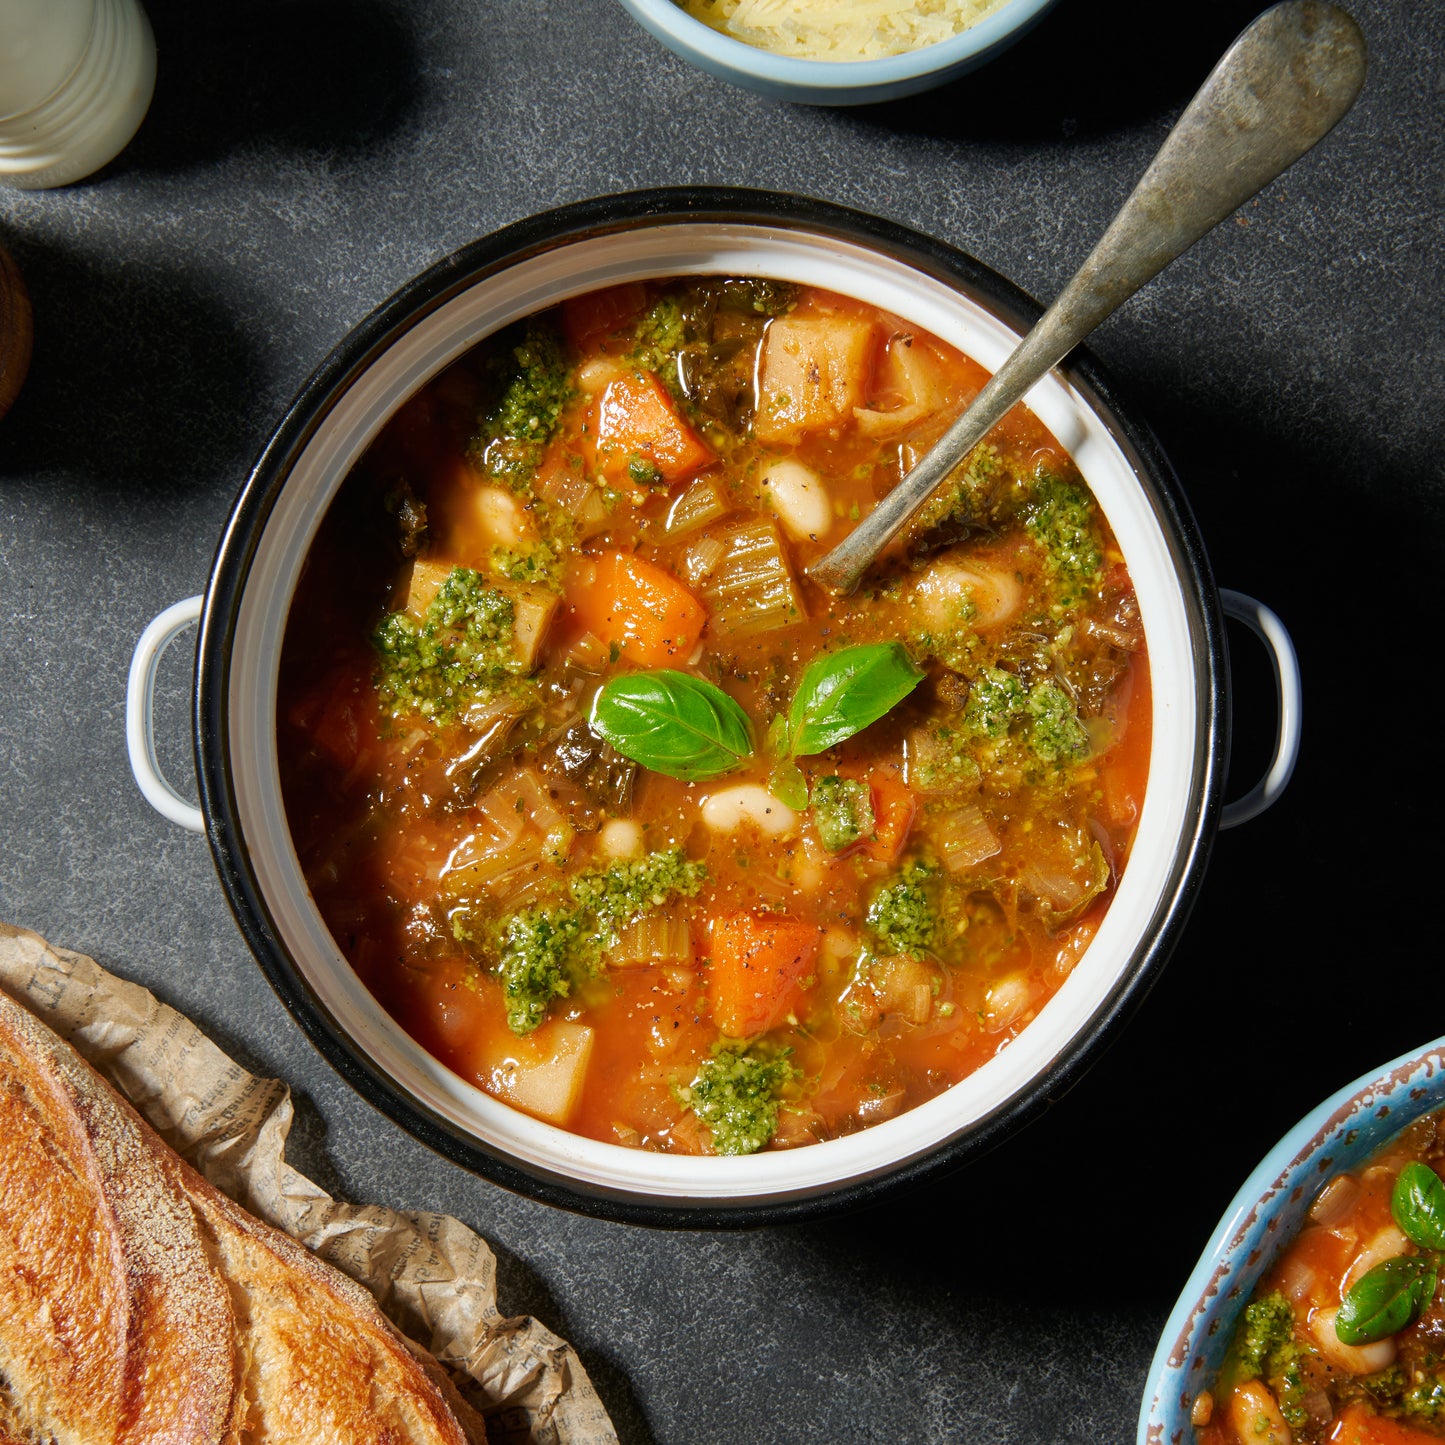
[{"xmin": 278, "ymin": 277, "xmax": 1151, "ymax": 1156}]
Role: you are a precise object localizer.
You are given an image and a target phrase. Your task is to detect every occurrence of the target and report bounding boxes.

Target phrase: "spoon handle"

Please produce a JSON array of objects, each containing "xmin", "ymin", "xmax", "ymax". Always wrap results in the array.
[{"xmin": 807, "ymin": 0, "xmax": 1367, "ymax": 595}]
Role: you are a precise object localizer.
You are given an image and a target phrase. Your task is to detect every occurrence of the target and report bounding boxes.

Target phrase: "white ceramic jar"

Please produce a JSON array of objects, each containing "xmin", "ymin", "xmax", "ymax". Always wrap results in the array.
[{"xmin": 0, "ymin": 0, "xmax": 155, "ymax": 190}]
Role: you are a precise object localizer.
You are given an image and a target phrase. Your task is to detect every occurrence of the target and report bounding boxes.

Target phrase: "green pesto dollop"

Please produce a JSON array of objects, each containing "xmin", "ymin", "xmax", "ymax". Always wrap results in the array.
[
  {"xmin": 678, "ymin": 1041, "xmax": 796, "ymax": 1156},
  {"xmin": 457, "ymin": 847, "xmax": 708, "ymax": 1035},
  {"xmin": 810, "ymin": 775, "xmax": 875, "ymax": 854},
  {"xmin": 469, "ymin": 320, "xmax": 573, "ymax": 489},
  {"xmin": 866, "ymin": 861, "xmax": 940, "ymax": 961},
  {"xmin": 373, "ymin": 566, "xmax": 527, "ymax": 722},
  {"xmin": 963, "ymin": 667, "xmax": 1089, "ymax": 769}
]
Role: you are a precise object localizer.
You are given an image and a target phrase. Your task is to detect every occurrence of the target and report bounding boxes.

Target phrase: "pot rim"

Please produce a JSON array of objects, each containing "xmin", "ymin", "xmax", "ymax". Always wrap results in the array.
[{"xmin": 195, "ymin": 187, "xmax": 1227, "ymax": 1229}]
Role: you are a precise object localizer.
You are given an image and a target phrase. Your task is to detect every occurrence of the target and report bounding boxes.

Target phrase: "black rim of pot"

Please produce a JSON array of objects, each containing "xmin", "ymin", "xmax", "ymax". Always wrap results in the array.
[{"xmin": 195, "ymin": 186, "xmax": 1226, "ymax": 1230}]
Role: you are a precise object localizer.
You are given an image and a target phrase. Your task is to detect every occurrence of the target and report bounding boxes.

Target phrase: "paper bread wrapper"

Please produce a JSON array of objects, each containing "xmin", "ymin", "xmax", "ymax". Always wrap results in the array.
[{"xmin": 0, "ymin": 923, "xmax": 617, "ymax": 1445}]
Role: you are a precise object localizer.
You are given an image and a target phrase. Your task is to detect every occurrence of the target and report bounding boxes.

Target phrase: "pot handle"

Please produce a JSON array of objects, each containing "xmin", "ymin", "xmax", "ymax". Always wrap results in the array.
[
  {"xmin": 1218, "ymin": 588, "xmax": 1302, "ymax": 830},
  {"xmin": 126, "ymin": 595, "xmax": 205, "ymax": 833}
]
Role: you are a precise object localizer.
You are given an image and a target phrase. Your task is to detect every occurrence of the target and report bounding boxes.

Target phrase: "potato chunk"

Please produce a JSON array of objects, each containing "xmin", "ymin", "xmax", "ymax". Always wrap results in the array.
[
  {"xmin": 754, "ymin": 315, "xmax": 877, "ymax": 443},
  {"xmin": 479, "ymin": 1021, "xmax": 595, "ymax": 1126},
  {"xmin": 499, "ymin": 581, "xmax": 558, "ymax": 670}
]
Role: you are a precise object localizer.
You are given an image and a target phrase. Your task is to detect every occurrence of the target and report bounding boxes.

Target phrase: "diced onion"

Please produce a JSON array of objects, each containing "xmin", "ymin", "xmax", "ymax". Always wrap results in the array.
[
  {"xmin": 1309, "ymin": 1174, "xmax": 1361, "ymax": 1227},
  {"xmin": 935, "ymin": 804, "xmax": 1000, "ymax": 872}
]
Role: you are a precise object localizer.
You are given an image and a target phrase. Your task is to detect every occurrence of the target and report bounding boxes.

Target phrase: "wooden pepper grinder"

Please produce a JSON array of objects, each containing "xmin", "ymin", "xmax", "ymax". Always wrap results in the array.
[{"xmin": 0, "ymin": 242, "xmax": 33, "ymax": 419}]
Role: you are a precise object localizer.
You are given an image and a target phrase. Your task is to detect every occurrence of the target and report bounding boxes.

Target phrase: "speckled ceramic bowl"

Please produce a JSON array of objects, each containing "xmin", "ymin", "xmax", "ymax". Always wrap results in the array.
[
  {"xmin": 1140, "ymin": 1039, "xmax": 1445, "ymax": 1444},
  {"xmin": 612, "ymin": 0, "xmax": 1059, "ymax": 105}
]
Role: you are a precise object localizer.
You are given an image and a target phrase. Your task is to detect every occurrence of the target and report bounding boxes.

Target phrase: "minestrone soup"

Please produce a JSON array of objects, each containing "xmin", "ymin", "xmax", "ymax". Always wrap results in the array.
[{"xmin": 277, "ymin": 276, "xmax": 1151, "ymax": 1155}]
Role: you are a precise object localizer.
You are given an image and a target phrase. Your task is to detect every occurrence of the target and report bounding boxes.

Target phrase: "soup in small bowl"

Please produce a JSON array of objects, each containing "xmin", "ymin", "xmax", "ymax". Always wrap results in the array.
[
  {"xmin": 1142, "ymin": 1041, "xmax": 1445, "ymax": 1445},
  {"xmin": 127, "ymin": 191, "xmax": 1297, "ymax": 1223}
]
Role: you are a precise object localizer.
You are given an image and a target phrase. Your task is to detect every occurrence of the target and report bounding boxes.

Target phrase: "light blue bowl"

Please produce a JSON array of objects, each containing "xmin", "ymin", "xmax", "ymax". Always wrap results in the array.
[
  {"xmin": 1140, "ymin": 1039, "xmax": 1445, "ymax": 1445},
  {"xmin": 612, "ymin": 0, "xmax": 1061, "ymax": 105}
]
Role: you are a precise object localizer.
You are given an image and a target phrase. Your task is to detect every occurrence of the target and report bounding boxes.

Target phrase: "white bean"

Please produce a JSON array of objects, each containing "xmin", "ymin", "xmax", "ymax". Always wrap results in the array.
[
  {"xmin": 1341, "ymin": 1225, "xmax": 1410, "ymax": 1291},
  {"xmin": 982, "ymin": 974, "xmax": 1031, "ymax": 1032},
  {"xmin": 761, "ymin": 458, "xmax": 832, "ymax": 541},
  {"xmin": 699, "ymin": 784, "xmax": 797, "ymax": 838},
  {"xmin": 1310, "ymin": 1306, "xmax": 1398, "ymax": 1375},
  {"xmin": 911, "ymin": 559, "xmax": 1021, "ymax": 630},
  {"xmin": 1226, "ymin": 1380, "xmax": 1292, "ymax": 1445},
  {"xmin": 598, "ymin": 819, "xmax": 644, "ymax": 859},
  {"xmin": 474, "ymin": 485, "xmax": 530, "ymax": 548},
  {"xmin": 575, "ymin": 356, "xmax": 627, "ymax": 394}
]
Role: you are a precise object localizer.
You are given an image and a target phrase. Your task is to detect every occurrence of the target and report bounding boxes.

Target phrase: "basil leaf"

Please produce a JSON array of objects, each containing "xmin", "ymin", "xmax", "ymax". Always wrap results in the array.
[
  {"xmin": 589, "ymin": 671, "xmax": 753, "ymax": 781},
  {"xmin": 1336, "ymin": 1256, "xmax": 1438, "ymax": 1344},
  {"xmin": 1393, "ymin": 1163, "xmax": 1445, "ymax": 1249},
  {"xmin": 786, "ymin": 643, "xmax": 925, "ymax": 758},
  {"xmin": 768, "ymin": 759, "xmax": 809, "ymax": 812}
]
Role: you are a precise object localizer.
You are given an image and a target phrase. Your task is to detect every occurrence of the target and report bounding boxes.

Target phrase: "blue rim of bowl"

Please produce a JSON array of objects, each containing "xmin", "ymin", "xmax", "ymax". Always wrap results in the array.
[
  {"xmin": 613, "ymin": 0, "xmax": 1061, "ymax": 99},
  {"xmin": 1140, "ymin": 1038, "xmax": 1445, "ymax": 1444},
  {"xmin": 194, "ymin": 186, "xmax": 1227, "ymax": 1229}
]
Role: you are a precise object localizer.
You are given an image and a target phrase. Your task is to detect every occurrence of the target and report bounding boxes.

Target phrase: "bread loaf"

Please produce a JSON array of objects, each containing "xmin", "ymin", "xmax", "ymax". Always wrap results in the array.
[{"xmin": 0, "ymin": 990, "xmax": 487, "ymax": 1445}]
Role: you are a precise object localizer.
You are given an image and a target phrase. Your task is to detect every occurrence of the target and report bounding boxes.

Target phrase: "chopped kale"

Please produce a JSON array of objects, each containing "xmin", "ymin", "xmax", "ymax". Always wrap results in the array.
[
  {"xmin": 678, "ymin": 1041, "xmax": 796, "ymax": 1156},
  {"xmin": 456, "ymin": 847, "xmax": 708, "ymax": 1035},
  {"xmin": 866, "ymin": 862, "xmax": 940, "ymax": 960},
  {"xmin": 810, "ymin": 776, "xmax": 876, "ymax": 854},
  {"xmin": 373, "ymin": 566, "xmax": 528, "ymax": 722},
  {"xmin": 709, "ymin": 278, "xmax": 798, "ymax": 317},
  {"xmin": 469, "ymin": 320, "xmax": 573, "ymax": 489}
]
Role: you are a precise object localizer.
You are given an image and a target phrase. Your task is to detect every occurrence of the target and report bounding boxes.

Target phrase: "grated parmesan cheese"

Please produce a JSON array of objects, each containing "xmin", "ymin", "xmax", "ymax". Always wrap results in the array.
[{"xmin": 677, "ymin": 0, "xmax": 1012, "ymax": 61}]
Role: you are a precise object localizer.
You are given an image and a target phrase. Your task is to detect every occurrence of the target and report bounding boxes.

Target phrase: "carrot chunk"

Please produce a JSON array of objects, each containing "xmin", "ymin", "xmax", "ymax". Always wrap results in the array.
[
  {"xmin": 707, "ymin": 912, "xmax": 823, "ymax": 1037},
  {"xmin": 863, "ymin": 774, "xmax": 916, "ymax": 864},
  {"xmin": 1329, "ymin": 1405, "xmax": 1443, "ymax": 1444},
  {"xmin": 562, "ymin": 282, "xmax": 647, "ymax": 352},
  {"xmin": 569, "ymin": 551, "xmax": 707, "ymax": 667},
  {"xmin": 593, "ymin": 370, "xmax": 714, "ymax": 484}
]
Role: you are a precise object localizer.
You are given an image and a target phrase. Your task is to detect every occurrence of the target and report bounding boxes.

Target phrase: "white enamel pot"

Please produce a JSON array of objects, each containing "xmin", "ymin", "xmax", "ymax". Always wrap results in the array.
[{"xmin": 126, "ymin": 190, "xmax": 1301, "ymax": 1226}]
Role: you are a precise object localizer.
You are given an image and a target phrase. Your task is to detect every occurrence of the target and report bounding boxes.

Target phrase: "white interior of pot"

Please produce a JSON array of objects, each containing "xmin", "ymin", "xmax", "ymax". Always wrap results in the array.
[{"xmin": 226, "ymin": 222, "xmax": 1201, "ymax": 1207}]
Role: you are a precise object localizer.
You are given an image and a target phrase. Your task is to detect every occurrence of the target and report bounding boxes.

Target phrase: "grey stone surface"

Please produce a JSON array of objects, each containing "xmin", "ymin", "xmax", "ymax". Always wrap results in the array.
[{"xmin": 1, "ymin": 1, "xmax": 1442, "ymax": 1441}]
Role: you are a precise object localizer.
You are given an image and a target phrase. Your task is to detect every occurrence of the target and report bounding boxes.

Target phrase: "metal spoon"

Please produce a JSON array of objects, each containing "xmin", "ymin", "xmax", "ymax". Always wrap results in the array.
[{"xmin": 806, "ymin": 1, "xmax": 1367, "ymax": 595}]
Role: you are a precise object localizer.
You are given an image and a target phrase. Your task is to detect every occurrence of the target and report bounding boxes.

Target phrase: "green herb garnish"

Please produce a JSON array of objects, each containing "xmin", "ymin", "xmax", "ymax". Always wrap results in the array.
[
  {"xmin": 1394, "ymin": 1163, "xmax": 1445, "ymax": 1250},
  {"xmin": 589, "ymin": 670, "xmax": 753, "ymax": 781},
  {"xmin": 782, "ymin": 642, "xmax": 924, "ymax": 758},
  {"xmin": 1337, "ymin": 1257, "xmax": 1438, "ymax": 1345}
]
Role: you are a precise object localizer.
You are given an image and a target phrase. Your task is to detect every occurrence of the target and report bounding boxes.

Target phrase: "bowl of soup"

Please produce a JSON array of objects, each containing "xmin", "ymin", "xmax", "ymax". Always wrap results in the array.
[
  {"xmin": 130, "ymin": 188, "xmax": 1296, "ymax": 1225},
  {"xmin": 1141, "ymin": 1040, "xmax": 1445, "ymax": 1445}
]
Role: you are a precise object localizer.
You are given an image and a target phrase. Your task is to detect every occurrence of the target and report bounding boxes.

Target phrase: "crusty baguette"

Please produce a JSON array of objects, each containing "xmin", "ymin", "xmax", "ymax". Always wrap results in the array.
[
  {"xmin": 0, "ymin": 991, "xmax": 486, "ymax": 1445},
  {"xmin": 178, "ymin": 1169, "xmax": 486, "ymax": 1445},
  {"xmin": 0, "ymin": 992, "xmax": 242, "ymax": 1445}
]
